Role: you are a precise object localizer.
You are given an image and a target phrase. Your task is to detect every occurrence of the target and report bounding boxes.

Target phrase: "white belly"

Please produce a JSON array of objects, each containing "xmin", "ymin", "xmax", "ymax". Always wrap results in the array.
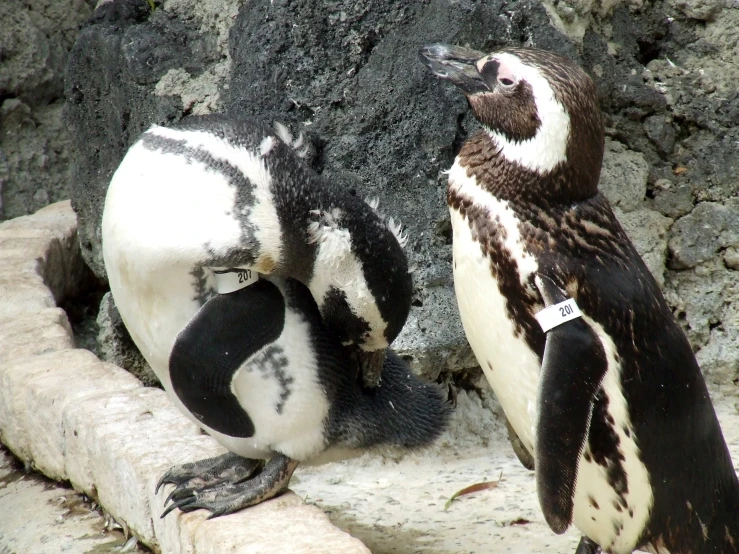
[
  {"xmin": 449, "ymin": 199, "xmax": 652, "ymax": 551},
  {"xmin": 450, "ymin": 207, "xmax": 541, "ymax": 452}
]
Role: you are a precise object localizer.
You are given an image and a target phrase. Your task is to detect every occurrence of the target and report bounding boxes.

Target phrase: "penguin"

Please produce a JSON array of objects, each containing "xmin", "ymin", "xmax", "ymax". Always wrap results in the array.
[
  {"xmin": 156, "ymin": 275, "xmax": 448, "ymax": 517},
  {"xmin": 103, "ymin": 114, "xmax": 412, "ymax": 390},
  {"xmin": 420, "ymin": 43, "xmax": 739, "ymax": 554},
  {"xmin": 101, "ymin": 115, "xmax": 448, "ymax": 516}
]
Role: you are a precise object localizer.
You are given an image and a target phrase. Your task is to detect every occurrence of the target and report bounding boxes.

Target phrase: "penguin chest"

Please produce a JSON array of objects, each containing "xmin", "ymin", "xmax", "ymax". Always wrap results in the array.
[
  {"xmin": 449, "ymin": 205, "xmax": 541, "ymax": 452},
  {"xmin": 228, "ymin": 306, "xmax": 330, "ymax": 461}
]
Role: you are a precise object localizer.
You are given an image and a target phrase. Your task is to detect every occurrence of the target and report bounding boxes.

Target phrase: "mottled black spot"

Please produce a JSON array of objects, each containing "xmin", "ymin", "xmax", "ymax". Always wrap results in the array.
[
  {"xmin": 246, "ymin": 345, "xmax": 294, "ymax": 414},
  {"xmin": 189, "ymin": 265, "xmax": 216, "ymax": 305}
]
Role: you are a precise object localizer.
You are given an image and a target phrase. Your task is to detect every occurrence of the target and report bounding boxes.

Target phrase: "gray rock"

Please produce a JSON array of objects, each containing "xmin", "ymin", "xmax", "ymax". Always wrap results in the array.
[
  {"xmin": 0, "ymin": 0, "xmax": 95, "ymax": 221},
  {"xmin": 614, "ymin": 208, "xmax": 673, "ymax": 288},
  {"xmin": 668, "ymin": 199, "xmax": 739, "ymax": 269},
  {"xmin": 643, "ymin": 114, "xmax": 676, "ymax": 156},
  {"xmin": 394, "ymin": 285, "xmax": 477, "ymax": 380},
  {"xmin": 665, "ymin": 259, "xmax": 730, "ymax": 345},
  {"xmin": 667, "ymin": 0, "xmax": 724, "ymax": 20},
  {"xmin": 724, "ymin": 247, "xmax": 739, "ymax": 270},
  {"xmin": 599, "ymin": 140, "xmax": 650, "ymax": 212},
  {"xmin": 96, "ymin": 292, "xmax": 158, "ymax": 387},
  {"xmin": 696, "ymin": 302, "xmax": 739, "ymax": 388},
  {"xmin": 653, "ymin": 179, "xmax": 695, "ymax": 219}
]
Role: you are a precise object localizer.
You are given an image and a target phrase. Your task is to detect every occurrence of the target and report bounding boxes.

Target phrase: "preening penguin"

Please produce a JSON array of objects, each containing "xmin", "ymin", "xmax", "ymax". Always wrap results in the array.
[
  {"xmin": 103, "ymin": 114, "xmax": 412, "ymax": 389},
  {"xmin": 420, "ymin": 44, "xmax": 739, "ymax": 553},
  {"xmin": 101, "ymin": 115, "xmax": 447, "ymax": 516},
  {"xmin": 155, "ymin": 276, "xmax": 448, "ymax": 517}
]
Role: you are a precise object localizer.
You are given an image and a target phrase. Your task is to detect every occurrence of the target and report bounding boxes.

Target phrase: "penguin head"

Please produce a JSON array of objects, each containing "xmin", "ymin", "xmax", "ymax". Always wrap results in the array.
[
  {"xmin": 307, "ymin": 203, "xmax": 412, "ymax": 387},
  {"xmin": 420, "ymin": 44, "xmax": 605, "ymax": 201}
]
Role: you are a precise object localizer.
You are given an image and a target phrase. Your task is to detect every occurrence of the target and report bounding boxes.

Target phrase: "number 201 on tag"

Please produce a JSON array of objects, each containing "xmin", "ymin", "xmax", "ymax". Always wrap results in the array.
[{"xmin": 559, "ymin": 304, "xmax": 573, "ymax": 317}]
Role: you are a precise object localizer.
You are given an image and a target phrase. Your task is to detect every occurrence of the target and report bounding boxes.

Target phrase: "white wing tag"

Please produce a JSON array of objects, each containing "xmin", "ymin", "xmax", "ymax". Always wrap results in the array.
[
  {"xmin": 535, "ymin": 298, "xmax": 583, "ymax": 332},
  {"xmin": 214, "ymin": 268, "xmax": 259, "ymax": 294}
]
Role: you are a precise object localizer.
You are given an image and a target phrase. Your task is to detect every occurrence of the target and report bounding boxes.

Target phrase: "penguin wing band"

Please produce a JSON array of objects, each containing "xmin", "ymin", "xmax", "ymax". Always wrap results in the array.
[
  {"xmin": 214, "ymin": 268, "xmax": 259, "ymax": 294},
  {"xmin": 534, "ymin": 275, "xmax": 609, "ymax": 534},
  {"xmin": 535, "ymin": 298, "xmax": 583, "ymax": 332}
]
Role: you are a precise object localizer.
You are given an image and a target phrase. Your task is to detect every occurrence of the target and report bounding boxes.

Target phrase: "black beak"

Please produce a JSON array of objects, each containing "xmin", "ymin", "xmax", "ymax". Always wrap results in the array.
[
  {"xmin": 349, "ymin": 348, "xmax": 387, "ymax": 389},
  {"xmin": 419, "ymin": 43, "xmax": 488, "ymax": 95}
]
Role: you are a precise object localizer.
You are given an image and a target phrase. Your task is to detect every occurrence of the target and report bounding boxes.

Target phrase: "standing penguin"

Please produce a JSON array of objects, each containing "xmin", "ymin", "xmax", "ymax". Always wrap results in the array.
[
  {"xmin": 102, "ymin": 115, "xmax": 448, "ymax": 516},
  {"xmin": 420, "ymin": 44, "xmax": 739, "ymax": 553}
]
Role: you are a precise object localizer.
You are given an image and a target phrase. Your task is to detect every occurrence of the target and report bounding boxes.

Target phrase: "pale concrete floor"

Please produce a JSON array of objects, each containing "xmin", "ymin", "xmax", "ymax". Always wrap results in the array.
[
  {"xmin": 0, "ymin": 447, "xmax": 146, "ymax": 554},
  {"xmin": 293, "ymin": 386, "xmax": 739, "ymax": 554},
  {"xmin": 1, "ymin": 381, "xmax": 737, "ymax": 553}
]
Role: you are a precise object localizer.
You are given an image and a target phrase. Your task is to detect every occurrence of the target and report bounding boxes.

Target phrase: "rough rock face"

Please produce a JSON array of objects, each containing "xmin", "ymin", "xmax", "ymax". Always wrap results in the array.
[
  {"xmin": 0, "ymin": 0, "xmax": 96, "ymax": 220},
  {"xmin": 64, "ymin": 0, "xmax": 739, "ymax": 388}
]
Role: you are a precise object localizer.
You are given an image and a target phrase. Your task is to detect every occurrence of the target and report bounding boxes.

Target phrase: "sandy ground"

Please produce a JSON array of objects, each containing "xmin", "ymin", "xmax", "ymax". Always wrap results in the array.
[{"xmin": 292, "ymin": 386, "xmax": 739, "ymax": 554}]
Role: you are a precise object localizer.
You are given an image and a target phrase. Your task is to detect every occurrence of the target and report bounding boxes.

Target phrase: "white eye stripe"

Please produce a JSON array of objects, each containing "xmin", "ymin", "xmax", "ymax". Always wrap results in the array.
[{"xmin": 484, "ymin": 52, "xmax": 570, "ymax": 174}]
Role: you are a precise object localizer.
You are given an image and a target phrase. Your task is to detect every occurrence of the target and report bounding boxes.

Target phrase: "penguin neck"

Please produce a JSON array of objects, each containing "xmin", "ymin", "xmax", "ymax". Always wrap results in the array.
[{"xmin": 455, "ymin": 130, "xmax": 603, "ymax": 206}]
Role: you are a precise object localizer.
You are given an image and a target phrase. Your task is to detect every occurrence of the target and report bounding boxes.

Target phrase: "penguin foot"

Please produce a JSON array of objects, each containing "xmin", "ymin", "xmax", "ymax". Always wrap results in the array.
[
  {"xmin": 574, "ymin": 536, "xmax": 601, "ymax": 554},
  {"xmin": 158, "ymin": 453, "xmax": 299, "ymax": 518},
  {"xmin": 156, "ymin": 452, "xmax": 262, "ymax": 504}
]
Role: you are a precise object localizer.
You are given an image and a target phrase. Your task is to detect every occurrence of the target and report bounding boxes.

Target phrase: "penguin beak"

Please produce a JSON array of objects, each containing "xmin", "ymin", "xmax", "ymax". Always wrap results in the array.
[
  {"xmin": 350, "ymin": 348, "xmax": 386, "ymax": 389},
  {"xmin": 419, "ymin": 43, "xmax": 489, "ymax": 95}
]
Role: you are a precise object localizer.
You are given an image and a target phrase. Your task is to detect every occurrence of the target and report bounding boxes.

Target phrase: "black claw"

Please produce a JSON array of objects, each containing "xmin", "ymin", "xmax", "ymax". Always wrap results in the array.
[
  {"xmin": 155, "ymin": 471, "xmax": 174, "ymax": 494},
  {"xmin": 161, "ymin": 496, "xmax": 197, "ymax": 519}
]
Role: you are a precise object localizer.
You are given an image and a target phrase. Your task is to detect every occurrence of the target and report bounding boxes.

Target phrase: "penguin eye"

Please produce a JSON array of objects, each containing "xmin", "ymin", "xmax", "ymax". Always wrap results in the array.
[{"xmin": 498, "ymin": 77, "xmax": 516, "ymax": 88}]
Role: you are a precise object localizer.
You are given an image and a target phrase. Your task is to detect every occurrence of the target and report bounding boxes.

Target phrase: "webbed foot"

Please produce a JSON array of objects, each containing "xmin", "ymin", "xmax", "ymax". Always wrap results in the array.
[
  {"xmin": 574, "ymin": 536, "xmax": 601, "ymax": 554},
  {"xmin": 157, "ymin": 453, "xmax": 299, "ymax": 518}
]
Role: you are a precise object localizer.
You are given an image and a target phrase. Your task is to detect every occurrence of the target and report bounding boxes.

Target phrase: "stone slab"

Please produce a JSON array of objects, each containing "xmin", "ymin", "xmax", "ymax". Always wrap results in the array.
[
  {"xmin": 0, "ymin": 307, "xmax": 74, "ymax": 363},
  {"xmin": 0, "ymin": 201, "xmax": 369, "ymax": 553}
]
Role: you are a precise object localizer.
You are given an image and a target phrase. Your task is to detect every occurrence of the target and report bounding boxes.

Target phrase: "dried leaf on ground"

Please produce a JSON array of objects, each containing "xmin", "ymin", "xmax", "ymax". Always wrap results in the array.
[{"xmin": 444, "ymin": 472, "xmax": 503, "ymax": 511}]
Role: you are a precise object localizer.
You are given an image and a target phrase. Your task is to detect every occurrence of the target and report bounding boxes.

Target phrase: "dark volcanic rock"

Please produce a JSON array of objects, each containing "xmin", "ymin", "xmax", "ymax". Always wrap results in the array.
[
  {"xmin": 96, "ymin": 292, "xmax": 158, "ymax": 386},
  {"xmin": 224, "ymin": 0, "xmax": 580, "ymax": 372},
  {"xmin": 64, "ymin": 0, "xmax": 217, "ymax": 278},
  {"xmin": 63, "ymin": 0, "xmax": 739, "ymax": 385},
  {"xmin": 0, "ymin": 0, "xmax": 95, "ymax": 221}
]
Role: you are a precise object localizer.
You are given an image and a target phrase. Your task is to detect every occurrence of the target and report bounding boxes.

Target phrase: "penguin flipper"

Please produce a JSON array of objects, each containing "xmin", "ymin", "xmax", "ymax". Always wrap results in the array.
[
  {"xmin": 169, "ymin": 280, "xmax": 286, "ymax": 438},
  {"xmin": 533, "ymin": 274, "xmax": 608, "ymax": 535}
]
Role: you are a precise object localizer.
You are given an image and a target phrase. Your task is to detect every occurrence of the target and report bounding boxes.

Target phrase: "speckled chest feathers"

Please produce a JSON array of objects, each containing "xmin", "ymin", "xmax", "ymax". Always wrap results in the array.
[{"xmin": 420, "ymin": 43, "xmax": 739, "ymax": 554}]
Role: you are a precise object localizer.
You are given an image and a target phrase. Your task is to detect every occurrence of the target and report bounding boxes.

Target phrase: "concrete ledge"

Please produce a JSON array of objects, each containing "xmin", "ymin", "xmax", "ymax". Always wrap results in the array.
[{"xmin": 0, "ymin": 201, "xmax": 369, "ymax": 553}]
